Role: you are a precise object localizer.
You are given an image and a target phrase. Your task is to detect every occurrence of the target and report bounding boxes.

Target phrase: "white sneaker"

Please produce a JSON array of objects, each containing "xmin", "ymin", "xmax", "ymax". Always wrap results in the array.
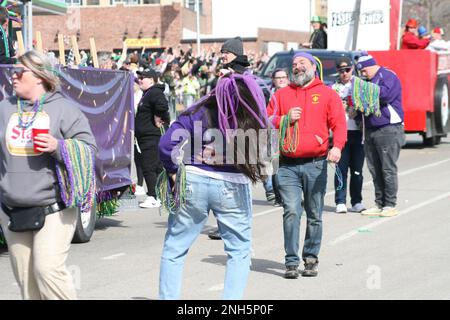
[
  {"xmin": 380, "ymin": 206, "xmax": 399, "ymax": 217},
  {"xmin": 135, "ymin": 185, "xmax": 146, "ymax": 196},
  {"xmin": 139, "ymin": 196, "xmax": 161, "ymax": 208},
  {"xmin": 335, "ymin": 203, "xmax": 347, "ymax": 214},
  {"xmin": 361, "ymin": 206, "xmax": 382, "ymax": 216},
  {"xmin": 351, "ymin": 203, "xmax": 366, "ymax": 213}
]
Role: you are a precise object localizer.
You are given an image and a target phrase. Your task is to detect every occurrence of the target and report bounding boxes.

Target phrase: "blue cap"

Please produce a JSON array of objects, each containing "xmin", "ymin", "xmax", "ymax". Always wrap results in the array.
[
  {"xmin": 356, "ymin": 55, "xmax": 377, "ymax": 70},
  {"xmin": 418, "ymin": 26, "xmax": 427, "ymax": 36}
]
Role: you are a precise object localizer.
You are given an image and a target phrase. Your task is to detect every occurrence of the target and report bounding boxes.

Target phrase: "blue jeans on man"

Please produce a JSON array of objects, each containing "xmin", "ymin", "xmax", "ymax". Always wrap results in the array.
[
  {"xmin": 277, "ymin": 158, "xmax": 328, "ymax": 267},
  {"xmin": 159, "ymin": 172, "xmax": 252, "ymax": 300}
]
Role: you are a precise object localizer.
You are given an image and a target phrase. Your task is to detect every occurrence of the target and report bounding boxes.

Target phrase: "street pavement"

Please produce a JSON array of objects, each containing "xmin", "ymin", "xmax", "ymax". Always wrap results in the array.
[{"xmin": 1, "ymin": 134, "xmax": 450, "ymax": 300}]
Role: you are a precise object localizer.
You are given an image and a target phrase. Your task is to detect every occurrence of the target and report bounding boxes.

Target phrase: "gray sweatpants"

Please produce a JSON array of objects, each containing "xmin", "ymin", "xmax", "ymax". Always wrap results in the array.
[
  {"xmin": 364, "ymin": 124, "xmax": 405, "ymax": 208},
  {"xmin": 0, "ymin": 207, "xmax": 78, "ymax": 300}
]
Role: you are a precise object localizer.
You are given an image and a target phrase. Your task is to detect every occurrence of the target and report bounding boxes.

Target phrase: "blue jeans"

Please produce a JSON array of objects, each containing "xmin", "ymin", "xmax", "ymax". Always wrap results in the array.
[
  {"xmin": 159, "ymin": 172, "xmax": 252, "ymax": 300},
  {"xmin": 277, "ymin": 159, "xmax": 328, "ymax": 266},
  {"xmin": 263, "ymin": 175, "xmax": 282, "ymax": 202},
  {"xmin": 335, "ymin": 130, "xmax": 365, "ymax": 206}
]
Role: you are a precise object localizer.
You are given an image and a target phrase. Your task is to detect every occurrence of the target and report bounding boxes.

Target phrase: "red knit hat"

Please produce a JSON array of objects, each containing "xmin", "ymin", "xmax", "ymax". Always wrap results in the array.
[
  {"xmin": 433, "ymin": 27, "xmax": 444, "ymax": 35},
  {"xmin": 406, "ymin": 18, "xmax": 418, "ymax": 28}
]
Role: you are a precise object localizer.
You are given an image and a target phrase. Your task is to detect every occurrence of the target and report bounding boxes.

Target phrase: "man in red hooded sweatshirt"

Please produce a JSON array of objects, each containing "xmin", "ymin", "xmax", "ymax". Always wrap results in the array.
[
  {"xmin": 267, "ymin": 52, "xmax": 347, "ymax": 279},
  {"xmin": 401, "ymin": 18, "xmax": 431, "ymax": 49}
]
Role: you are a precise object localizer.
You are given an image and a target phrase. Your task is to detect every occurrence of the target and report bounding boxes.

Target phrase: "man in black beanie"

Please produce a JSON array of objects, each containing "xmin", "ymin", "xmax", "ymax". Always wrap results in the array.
[
  {"xmin": 220, "ymin": 36, "xmax": 250, "ymax": 75},
  {"xmin": 207, "ymin": 36, "xmax": 251, "ymax": 241}
]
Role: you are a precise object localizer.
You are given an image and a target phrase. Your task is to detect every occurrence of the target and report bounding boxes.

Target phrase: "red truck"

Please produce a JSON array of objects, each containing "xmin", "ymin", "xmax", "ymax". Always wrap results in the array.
[{"xmin": 370, "ymin": 50, "xmax": 450, "ymax": 146}]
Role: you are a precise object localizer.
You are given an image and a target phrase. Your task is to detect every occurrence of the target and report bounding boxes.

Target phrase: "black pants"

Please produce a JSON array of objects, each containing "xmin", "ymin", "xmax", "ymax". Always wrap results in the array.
[
  {"xmin": 364, "ymin": 125, "xmax": 405, "ymax": 208},
  {"xmin": 134, "ymin": 144, "xmax": 144, "ymax": 186},
  {"xmin": 138, "ymin": 137, "xmax": 163, "ymax": 197}
]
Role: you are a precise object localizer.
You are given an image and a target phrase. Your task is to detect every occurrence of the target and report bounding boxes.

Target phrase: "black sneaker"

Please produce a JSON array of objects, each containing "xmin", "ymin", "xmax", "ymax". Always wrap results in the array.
[
  {"xmin": 273, "ymin": 201, "xmax": 282, "ymax": 207},
  {"xmin": 302, "ymin": 258, "xmax": 318, "ymax": 277},
  {"xmin": 284, "ymin": 265, "xmax": 299, "ymax": 279},
  {"xmin": 266, "ymin": 192, "xmax": 276, "ymax": 203},
  {"xmin": 208, "ymin": 228, "xmax": 221, "ymax": 240}
]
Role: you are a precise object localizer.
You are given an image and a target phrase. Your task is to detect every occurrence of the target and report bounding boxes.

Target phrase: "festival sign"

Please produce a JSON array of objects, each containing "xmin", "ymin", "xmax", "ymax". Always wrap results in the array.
[{"xmin": 327, "ymin": 0, "xmax": 391, "ymax": 51}]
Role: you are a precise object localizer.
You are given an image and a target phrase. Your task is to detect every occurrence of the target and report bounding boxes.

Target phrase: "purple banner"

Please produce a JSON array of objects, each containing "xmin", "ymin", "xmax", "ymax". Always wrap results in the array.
[{"xmin": 0, "ymin": 66, "xmax": 135, "ymax": 192}]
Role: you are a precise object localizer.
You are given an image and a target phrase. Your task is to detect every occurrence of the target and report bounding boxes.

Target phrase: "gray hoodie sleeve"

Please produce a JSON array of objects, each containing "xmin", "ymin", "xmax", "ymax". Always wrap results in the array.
[{"xmin": 51, "ymin": 104, "xmax": 98, "ymax": 163}]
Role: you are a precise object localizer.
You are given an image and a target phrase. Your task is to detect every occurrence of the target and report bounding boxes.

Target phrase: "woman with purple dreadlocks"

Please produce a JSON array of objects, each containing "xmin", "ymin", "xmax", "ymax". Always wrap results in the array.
[{"xmin": 158, "ymin": 73, "xmax": 270, "ymax": 300}]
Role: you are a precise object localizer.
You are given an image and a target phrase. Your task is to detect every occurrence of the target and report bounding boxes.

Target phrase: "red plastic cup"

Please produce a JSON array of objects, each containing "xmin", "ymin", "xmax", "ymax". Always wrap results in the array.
[{"xmin": 32, "ymin": 128, "xmax": 49, "ymax": 152}]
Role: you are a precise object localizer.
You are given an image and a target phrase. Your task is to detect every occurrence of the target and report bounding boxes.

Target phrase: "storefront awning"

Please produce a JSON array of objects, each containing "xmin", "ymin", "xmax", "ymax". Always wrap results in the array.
[
  {"xmin": 32, "ymin": 0, "xmax": 67, "ymax": 15},
  {"xmin": 9, "ymin": 0, "xmax": 67, "ymax": 15}
]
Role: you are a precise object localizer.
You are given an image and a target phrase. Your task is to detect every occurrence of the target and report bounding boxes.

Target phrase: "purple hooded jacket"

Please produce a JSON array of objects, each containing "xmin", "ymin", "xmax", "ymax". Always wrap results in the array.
[
  {"xmin": 158, "ymin": 106, "xmax": 241, "ymax": 174},
  {"xmin": 365, "ymin": 67, "xmax": 404, "ymax": 129}
]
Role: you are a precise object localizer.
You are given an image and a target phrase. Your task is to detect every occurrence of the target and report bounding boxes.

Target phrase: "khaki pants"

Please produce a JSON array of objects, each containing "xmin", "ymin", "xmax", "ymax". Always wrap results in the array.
[{"xmin": 0, "ymin": 207, "xmax": 78, "ymax": 300}]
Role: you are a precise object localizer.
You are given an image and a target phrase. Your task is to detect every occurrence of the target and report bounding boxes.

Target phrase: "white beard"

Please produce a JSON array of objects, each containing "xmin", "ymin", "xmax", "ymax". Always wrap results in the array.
[{"xmin": 293, "ymin": 69, "xmax": 315, "ymax": 87}]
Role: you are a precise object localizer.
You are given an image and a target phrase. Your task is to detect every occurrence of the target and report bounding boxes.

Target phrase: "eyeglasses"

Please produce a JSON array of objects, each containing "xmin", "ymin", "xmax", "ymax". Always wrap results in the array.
[
  {"xmin": 10, "ymin": 66, "xmax": 32, "ymax": 78},
  {"xmin": 274, "ymin": 76, "xmax": 288, "ymax": 80},
  {"xmin": 338, "ymin": 67, "xmax": 352, "ymax": 74}
]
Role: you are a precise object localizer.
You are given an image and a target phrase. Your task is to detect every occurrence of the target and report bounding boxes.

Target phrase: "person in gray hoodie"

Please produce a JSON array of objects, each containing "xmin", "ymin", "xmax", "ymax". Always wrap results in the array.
[{"xmin": 0, "ymin": 50, "xmax": 97, "ymax": 300}]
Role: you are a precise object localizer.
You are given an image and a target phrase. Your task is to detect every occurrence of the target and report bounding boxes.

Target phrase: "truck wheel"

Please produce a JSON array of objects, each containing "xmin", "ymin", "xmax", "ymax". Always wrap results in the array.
[
  {"xmin": 72, "ymin": 202, "xmax": 97, "ymax": 244},
  {"xmin": 423, "ymin": 135, "xmax": 440, "ymax": 146},
  {"xmin": 434, "ymin": 76, "xmax": 450, "ymax": 134}
]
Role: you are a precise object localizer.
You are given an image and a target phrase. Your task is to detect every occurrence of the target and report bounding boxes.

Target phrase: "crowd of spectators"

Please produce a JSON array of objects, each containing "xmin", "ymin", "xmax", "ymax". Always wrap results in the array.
[{"xmin": 59, "ymin": 44, "xmax": 271, "ymax": 115}]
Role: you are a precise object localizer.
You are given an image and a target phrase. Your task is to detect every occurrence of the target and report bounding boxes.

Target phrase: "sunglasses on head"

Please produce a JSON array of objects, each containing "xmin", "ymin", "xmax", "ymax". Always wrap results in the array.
[
  {"xmin": 338, "ymin": 67, "xmax": 352, "ymax": 74},
  {"xmin": 10, "ymin": 66, "xmax": 32, "ymax": 78}
]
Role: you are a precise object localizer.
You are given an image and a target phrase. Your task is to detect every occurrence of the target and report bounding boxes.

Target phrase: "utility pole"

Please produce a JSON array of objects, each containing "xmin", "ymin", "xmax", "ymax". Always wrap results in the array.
[
  {"xmin": 27, "ymin": 1, "xmax": 33, "ymax": 51},
  {"xmin": 352, "ymin": 0, "xmax": 362, "ymax": 50},
  {"xmin": 21, "ymin": 0, "xmax": 33, "ymax": 51},
  {"xmin": 195, "ymin": 0, "xmax": 201, "ymax": 56}
]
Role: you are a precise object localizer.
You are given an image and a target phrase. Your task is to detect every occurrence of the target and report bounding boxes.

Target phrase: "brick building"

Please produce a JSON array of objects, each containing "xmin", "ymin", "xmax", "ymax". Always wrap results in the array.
[{"xmin": 33, "ymin": 0, "xmax": 311, "ymax": 54}]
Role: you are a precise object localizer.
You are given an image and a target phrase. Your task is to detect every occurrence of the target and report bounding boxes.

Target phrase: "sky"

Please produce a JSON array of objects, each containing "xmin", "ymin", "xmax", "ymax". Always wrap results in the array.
[{"xmin": 211, "ymin": 0, "xmax": 312, "ymax": 38}]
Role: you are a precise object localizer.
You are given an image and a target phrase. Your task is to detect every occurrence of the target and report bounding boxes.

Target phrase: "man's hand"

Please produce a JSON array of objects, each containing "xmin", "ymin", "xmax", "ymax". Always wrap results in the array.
[
  {"xmin": 327, "ymin": 147, "xmax": 341, "ymax": 164},
  {"xmin": 348, "ymin": 107, "xmax": 357, "ymax": 119},
  {"xmin": 289, "ymin": 107, "xmax": 302, "ymax": 124},
  {"xmin": 33, "ymin": 133, "xmax": 58, "ymax": 153},
  {"xmin": 154, "ymin": 115, "xmax": 164, "ymax": 128}
]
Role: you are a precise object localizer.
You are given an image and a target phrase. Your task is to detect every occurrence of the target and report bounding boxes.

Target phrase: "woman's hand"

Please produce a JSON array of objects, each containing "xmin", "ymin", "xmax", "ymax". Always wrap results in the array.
[
  {"xmin": 169, "ymin": 173, "xmax": 176, "ymax": 192},
  {"xmin": 33, "ymin": 133, "xmax": 58, "ymax": 153}
]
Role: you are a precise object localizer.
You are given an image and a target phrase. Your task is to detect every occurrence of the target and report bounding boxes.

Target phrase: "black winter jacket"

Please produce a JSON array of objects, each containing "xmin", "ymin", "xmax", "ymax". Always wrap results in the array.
[
  {"xmin": 310, "ymin": 29, "xmax": 327, "ymax": 49},
  {"xmin": 135, "ymin": 84, "xmax": 170, "ymax": 140}
]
